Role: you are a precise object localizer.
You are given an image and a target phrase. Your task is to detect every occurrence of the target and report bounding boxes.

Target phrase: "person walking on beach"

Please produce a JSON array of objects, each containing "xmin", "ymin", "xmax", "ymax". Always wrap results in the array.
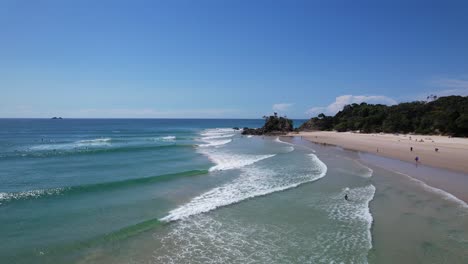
[
  {"xmin": 415, "ymin": 156, "xmax": 419, "ymax": 163},
  {"xmin": 410, "ymin": 147, "xmax": 413, "ymax": 151}
]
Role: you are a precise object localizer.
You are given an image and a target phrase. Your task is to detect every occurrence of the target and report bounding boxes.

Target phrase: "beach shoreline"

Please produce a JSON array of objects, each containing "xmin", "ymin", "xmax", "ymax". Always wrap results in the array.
[
  {"xmin": 285, "ymin": 131, "xmax": 468, "ymax": 203},
  {"xmin": 289, "ymin": 131, "xmax": 468, "ymax": 174}
]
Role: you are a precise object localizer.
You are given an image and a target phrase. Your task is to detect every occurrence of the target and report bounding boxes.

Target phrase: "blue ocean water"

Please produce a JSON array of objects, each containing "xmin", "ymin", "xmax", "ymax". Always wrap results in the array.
[
  {"xmin": 2, "ymin": 118, "xmax": 323, "ymax": 262},
  {"xmin": 1, "ymin": 119, "xmax": 466, "ymax": 264},
  {"xmin": 0, "ymin": 119, "xmax": 265, "ymax": 194}
]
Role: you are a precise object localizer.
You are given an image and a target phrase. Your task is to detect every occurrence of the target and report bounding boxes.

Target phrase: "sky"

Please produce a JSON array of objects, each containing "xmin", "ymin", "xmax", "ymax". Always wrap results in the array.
[{"xmin": 1, "ymin": 0, "xmax": 468, "ymax": 118}]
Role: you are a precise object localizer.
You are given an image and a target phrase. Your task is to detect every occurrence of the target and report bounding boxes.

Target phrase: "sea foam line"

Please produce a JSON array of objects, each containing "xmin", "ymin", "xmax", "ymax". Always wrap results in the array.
[
  {"xmin": 197, "ymin": 128, "xmax": 274, "ymax": 172},
  {"xmin": 197, "ymin": 128, "xmax": 237, "ymax": 148},
  {"xmin": 274, "ymin": 137, "xmax": 295, "ymax": 152},
  {"xmin": 77, "ymin": 138, "xmax": 112, "ymax": 144},
  {"xmin": 161, "ymin": 153, "xmax": 327, "ymax": 222},
  {"xmin": 198, "ymin": 139, "xmax": 233, "ymax": 148},
  {"xmin": 355, "ymin": 160, "xmax": 374, "ymax": 178},
  {"xmin": 29, "ymin": 138, "xmax": 112, "ymax": 151},
  {"xmin": 0, "ymin": 188, "xmax": 64, "ymax": 203},
  {"xmin": 207, "ymin": 154, "xmax": 276, "ymax": 172},
  {"xmin": 274, "ymin": 137, "xmax": 294, "ymax": 146},
  {"xmin": 201, "ymin": 134, "xmax": 235, "ymax": 140},
  {"xmin": 158, "ymin": 136, "xmax": 176, "ymax": 141},
  {"xmin": 394, "ymin": 171, "xmax": 468, "ymax": 209},
  {"xmin": 200, "ymin": 128, "xmax": 237, "ymax": 137},
  {"xmin": 363, "ymin": 185, "xmax": 376, "ymax": 250}
]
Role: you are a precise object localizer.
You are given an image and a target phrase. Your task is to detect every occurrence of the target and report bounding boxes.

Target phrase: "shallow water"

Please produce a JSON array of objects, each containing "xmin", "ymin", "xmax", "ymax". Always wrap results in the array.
[{"xmin": 1, "ymin": 119, "xmax": 467, "ymax": 263}]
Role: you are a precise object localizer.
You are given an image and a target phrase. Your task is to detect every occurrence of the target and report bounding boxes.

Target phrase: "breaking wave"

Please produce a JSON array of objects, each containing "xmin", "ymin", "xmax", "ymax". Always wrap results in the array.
[{"xmin": 161, "ymin": 153, "xmax": 327, "ymax": 222}]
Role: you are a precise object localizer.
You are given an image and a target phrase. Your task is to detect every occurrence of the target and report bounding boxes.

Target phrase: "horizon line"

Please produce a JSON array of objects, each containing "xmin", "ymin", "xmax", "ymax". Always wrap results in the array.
[{"xmin": 0, "ymin": 117, "xmax": 309, "ymax": 120}]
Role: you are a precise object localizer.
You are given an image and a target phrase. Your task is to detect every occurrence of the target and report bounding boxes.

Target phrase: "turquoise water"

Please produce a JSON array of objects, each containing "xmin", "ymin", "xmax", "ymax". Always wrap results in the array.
[{"xmin": 1, "ymin": 119, "xmax": 467, "ymax": 263}]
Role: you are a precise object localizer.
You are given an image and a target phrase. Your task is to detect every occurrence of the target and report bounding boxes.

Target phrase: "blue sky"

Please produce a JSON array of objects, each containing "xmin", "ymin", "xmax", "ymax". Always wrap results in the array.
[{"xmin": 1, "ymin": 0, "xmax": 468, "ymax": 118}]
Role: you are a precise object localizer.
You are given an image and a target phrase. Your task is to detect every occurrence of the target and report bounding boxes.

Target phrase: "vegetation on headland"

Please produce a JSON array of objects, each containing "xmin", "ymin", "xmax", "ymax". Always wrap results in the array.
[
  {"xmin": 299, "ymin": 95, "xmax": 468, "ymax": 136},
  {"xmin": 242, "ymin": 113, "xmax": 294, "ymax": 135}
]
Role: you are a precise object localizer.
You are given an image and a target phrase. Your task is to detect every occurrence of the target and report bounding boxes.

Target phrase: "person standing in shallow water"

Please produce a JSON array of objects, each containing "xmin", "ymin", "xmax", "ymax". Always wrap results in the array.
[{"xmin": 345, "ymin": 194, "xmax": 348, "ymax": 201}]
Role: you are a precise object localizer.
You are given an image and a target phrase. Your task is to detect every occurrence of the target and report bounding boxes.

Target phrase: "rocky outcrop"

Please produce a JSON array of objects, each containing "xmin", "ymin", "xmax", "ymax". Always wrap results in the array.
[
  {"xmin": 242, "ymin": 114, "xmax": 294, "ymax": 135},
  {"xmin": 242, "ymin": 127, "xmax": 264, "ymax": 135},
  {"xmin": 298, "ymin": 114, "xmax": 333, "ymax": 131}
]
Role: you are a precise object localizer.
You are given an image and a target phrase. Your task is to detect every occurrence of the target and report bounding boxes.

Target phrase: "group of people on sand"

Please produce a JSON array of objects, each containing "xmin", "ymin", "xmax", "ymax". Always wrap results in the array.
[{"xmin": 410, "ymin": 146, "xmax": 440, "ymax": 164}]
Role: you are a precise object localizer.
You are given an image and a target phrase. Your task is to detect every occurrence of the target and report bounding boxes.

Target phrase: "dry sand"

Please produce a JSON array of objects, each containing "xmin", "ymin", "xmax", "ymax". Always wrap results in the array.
[{"xmin": 291, "ymin": 131, "xmax": 468, "ymax": 174}]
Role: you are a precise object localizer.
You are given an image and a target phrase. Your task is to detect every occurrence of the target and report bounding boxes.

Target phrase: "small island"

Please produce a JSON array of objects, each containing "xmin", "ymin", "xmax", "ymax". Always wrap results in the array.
[{"xmin": 242, "ymin": 113, "xmax": 294, "ymax": 135}]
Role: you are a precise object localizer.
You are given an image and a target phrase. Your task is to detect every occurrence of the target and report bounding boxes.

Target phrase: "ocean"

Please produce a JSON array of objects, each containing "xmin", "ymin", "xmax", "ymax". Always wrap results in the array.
[{"xmin": 0, "ymin": 119, "xmax": 467, "ymax": 263}]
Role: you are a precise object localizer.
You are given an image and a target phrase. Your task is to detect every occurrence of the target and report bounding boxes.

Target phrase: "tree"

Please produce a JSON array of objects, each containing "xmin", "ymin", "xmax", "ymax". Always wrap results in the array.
[{"xmin": 298, "ymin": 95, "xmax": 468, "ymax": 136}]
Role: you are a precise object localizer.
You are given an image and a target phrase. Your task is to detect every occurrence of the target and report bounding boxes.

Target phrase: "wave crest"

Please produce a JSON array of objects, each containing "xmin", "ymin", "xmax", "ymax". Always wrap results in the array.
[
  {"xmin": 161, "ymin": 153, "xmax": 327, "ymax": 222},
  {"xmin": 0, "ymin": 170, "xmax": 208, "ymax": 205},
  {"xmin": 199, "ymin": 139, "xmax": 232, "ymax": 148}
]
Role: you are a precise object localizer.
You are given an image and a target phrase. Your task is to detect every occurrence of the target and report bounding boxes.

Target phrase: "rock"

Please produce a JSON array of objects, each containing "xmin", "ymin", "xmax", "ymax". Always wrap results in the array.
[
  {"xmin": 241, "ymin": 128, "xmax": 264, "ymax": 135},
  {"xmin": 242, "ymin": 114, "xmax": 294, "ymax": 135}
]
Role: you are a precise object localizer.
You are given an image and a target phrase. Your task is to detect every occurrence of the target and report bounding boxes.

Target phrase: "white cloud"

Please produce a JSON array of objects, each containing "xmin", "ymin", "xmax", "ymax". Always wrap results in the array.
[
  {"xmin": 306, "ymin": 95, "xmax": 397, "ymax": 116},
  {"xmin": 272, "ymin": 103, "xmax": 293, "ymax": 112}
]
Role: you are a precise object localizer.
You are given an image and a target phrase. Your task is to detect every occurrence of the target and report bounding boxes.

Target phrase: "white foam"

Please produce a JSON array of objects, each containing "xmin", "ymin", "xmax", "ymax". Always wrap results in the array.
[
  {"xmin": 355, "ymin": 160, "xmax": 374, "ymax": 178},
  {"xmin": 155, "ymin": 215, "xmax": 293, "ymax": 263},
  {"xmin": 77, "ymin": 138, "xmax": 112, "ymax": 144},
  {"xmin": 324, "ymin": 184, "xmax": 376, "ymax": 251},
  {"xmin": 274, "ymin": 137, "xmax": 295, "ymax": 152},
  {"xmin": 284, "ymin": 146, "xmax": 294, "ymax": 152},
  {"xmin": 274, "ymin": 137, "xmax": 294, "ymax": 146},
  {"xmin": 200, "ymin": 128, "xmax": 236, "ymax": 137},
  {"xmin": 197, "ymin": 128, "xmax": 237, "ymax": 148},
  {"xmin": 308, "ymin": 153, "xmax": 328, "ymax": 179},
  {"xmin": 201, "ymin": 134, "xmax": 235, "ymax": 140},
  {"xmin": 197, "ymin": 128, "xmax": 276, "ymax": 171},
  {"xmin": 394, "ymin": 171, "xmax": 468, "ymax": 209},
  {"xmin": 0, "ymin": 188, "xmax": 64, "ymax": 203},
  {"xmin": 146, "ymin": 136, "xmax": 177, "ymax": 142},
  {"xmin": 30, "ymin": 138, "xmax": 111, "ymax": 151},
  {"xmin": 207, "ymin": 153, "xmax": 275, "ymax": 171},
  {"xmin": 161, "ymin": 153, "xmax": 327, "ymax": 222},
  {"xmin": 198, "ymin": 139, "xmax": 232, "ymax": 148},
  {"xmin": 159, "ymin": 136, "xmax": 176, "ymax": 141}
]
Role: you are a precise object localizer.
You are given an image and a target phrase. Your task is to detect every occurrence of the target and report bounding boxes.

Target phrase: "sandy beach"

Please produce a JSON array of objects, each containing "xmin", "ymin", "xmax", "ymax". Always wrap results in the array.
[
  {"xmin": 288, "ymin": 131, "xmax": 468, "ymax": 202},
  {"xmin": 291, "ymin": 131, "xmax": 468, "ymax": 174}
]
